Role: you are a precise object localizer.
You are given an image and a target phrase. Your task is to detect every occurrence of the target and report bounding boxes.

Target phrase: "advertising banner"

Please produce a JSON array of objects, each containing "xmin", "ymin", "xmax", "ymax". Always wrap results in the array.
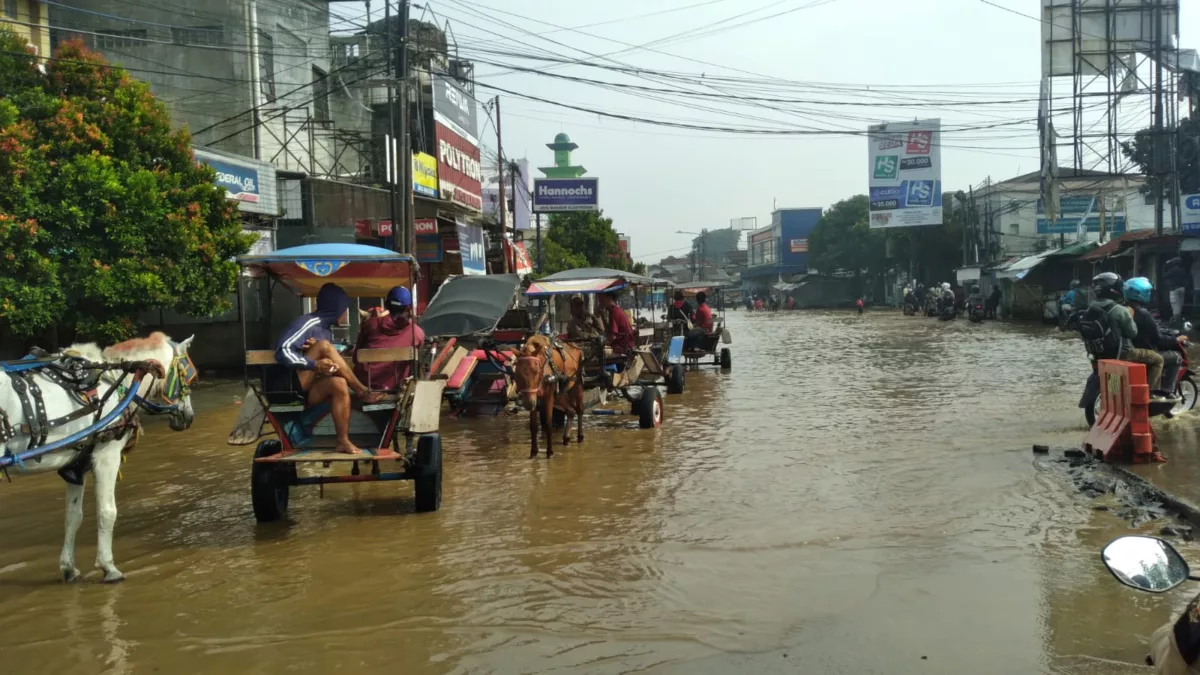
[
  {"xmin": 455, "ymin": 219, "xmax": 487, "ymax": 276},
  {"xmin": 867, "ymin": 119, "xmax": 943, "ymax": 228},
  {"xmin": 436, "ymin": 121, "xmax": 483, "ymax": 212},
  {"xmin": 432, "ymin": 74, "xmax": 478, "ymax": 145},
  {"xmin": 532, "ymin": 177, "xmax": 599, "ymax": 213},
  {"xmin": 1036, "ymin": 195, "xmax": 1127, "ymax": 234},
  {"xmin": 414, "ymin": 218, "xmax": 439, "ymax": 235},
  {"xmin": 1183, "ymin": 194, "xmax": 1200, "ymax": 235},
  {"xmin": 415, "ymin": 235, "xmax": 442, "ymax": 263},
  {"xmin": 789, "ymin": 238, "xmax": 808, "ymax": 253},
  {"xmin": 354, "ymin": 219, "xmax": 372, "ymax": 239},
  {"xmin": 376, "ymin": 220, "xmax": 394, "ymax": 237},
  {"xmin": 412, "ymin": 152, "xmax": 439, "ymax": 198}
]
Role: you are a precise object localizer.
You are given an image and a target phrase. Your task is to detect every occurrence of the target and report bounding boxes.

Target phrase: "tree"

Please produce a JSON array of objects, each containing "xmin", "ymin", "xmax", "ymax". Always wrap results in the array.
[
  {"xmin": 545, "ymin": 210, "xmax": 622, "ymax": 269},
  {"xmin": 528, "ymin": 236, "xmax": 588, "ymax": 277},
  {"xmin": 808, "ymin": 195, "xmax": 888, "ymax": 292},
  {"xmin": 0, "ymin": 32, "xmax": 253, "ymax": 342},
  {"xmin": 631, "ymin": 261, "xmax": 647, "ymax": 276},
  {"xmin": 1122, "ymin": 115, "xmax": 1200, "ymax": 198}
]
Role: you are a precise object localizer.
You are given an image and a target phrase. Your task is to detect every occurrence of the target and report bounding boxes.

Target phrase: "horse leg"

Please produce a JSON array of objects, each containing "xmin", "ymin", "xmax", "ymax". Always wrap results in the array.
[
  {"xmin": 91, "ymin": 442, "xmax": 125, "ymax": 583},
  {"xmin": 60, "ymin": 477, "xmax": 85, "ymax": 583},
  {"xmin": 561, "ymin": 402, "xmax": 571, "ymax": 446},
  {"xmin": 529, "ymin": 402, "xmax": 540, "ymax": 458},
  {"xmin": 543, "ymin": 388, "xmax": 555, "ymax": 458},
  {"xmin": 575, "ymin": 384, "xmax": 585, "ymax": 444}
]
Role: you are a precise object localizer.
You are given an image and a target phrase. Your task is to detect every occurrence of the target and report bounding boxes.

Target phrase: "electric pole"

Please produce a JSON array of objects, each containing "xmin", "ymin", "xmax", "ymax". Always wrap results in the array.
[
  {"xmin": 494, "ymin": 96, "xmax": 508, "ymax": 273},
  {"xmin": 397, "ymin": 0, "xmax": 412, "ymax": 253}
]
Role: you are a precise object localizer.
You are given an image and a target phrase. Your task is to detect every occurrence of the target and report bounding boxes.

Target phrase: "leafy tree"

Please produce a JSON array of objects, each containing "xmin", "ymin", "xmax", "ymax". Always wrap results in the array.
[
  {"xmin": 808, "ymin": 195, "xmax": 888, "ymax": 292},
  {"xmin": 0, "ymin": 32, "xmax": 253, "ymax": 342},
  {"xmin": 1122, "ymin": 115, "xmax": 1200, "ymax": 198},
  {"xmin": 631, "ymin": 261, "xmax": 648, "ymax": 276},
  {"xmin": 545, "ymin": 210, "xmax": 622, "ymax": 269},
  {"xmin": 527, "ymin": 236, "xmax": 587, "ymax": 278}
]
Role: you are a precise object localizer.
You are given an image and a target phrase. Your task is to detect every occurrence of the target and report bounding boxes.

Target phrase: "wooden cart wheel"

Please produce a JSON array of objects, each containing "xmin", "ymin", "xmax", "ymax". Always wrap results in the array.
[
  {"xmin": 251, "ymin": 440, "xmax": 290, "ymax": 523},
  {"xmin": 413, "ymin": 434, "xmax": 443, "ymax": 513},
  {"xmin": 637, "ymin": 388, "xmax": 663, "ymax": 429},
  {"xmin": 667, "ymin": 363, "xmax": 685, "ymax": 394}
]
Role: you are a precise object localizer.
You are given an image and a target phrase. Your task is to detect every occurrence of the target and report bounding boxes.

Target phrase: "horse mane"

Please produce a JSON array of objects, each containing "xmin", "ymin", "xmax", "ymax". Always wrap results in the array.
[{"xmin": 67, "ymin": 332, "xmax": 175, "ymax": 398}]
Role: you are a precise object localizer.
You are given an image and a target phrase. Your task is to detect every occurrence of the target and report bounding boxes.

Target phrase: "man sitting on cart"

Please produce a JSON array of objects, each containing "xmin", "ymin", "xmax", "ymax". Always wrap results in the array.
[
  {"xmin": 598, "ymin": 292, "xmax": 636, "ymax": 356},
  {"xmin": 684, "ymin": 291, "xmax": 715, "ymax": 351},
  {"xmin": 275, "ymin": 282, "xmax": 383, "ymax": 455},
  {"xmin": 567, "ymin": 295, "xmax": 605, "ymax": 340},
  {"xmin": 353, "ymin": 286, "xmax": 424, "ymax": 392}
]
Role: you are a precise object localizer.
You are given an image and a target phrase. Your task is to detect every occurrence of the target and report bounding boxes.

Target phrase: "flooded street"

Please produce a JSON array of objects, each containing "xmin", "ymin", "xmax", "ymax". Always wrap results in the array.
[{"xmin": 2, "ymin": 310, "xmax": 1196, "ymax": 673}]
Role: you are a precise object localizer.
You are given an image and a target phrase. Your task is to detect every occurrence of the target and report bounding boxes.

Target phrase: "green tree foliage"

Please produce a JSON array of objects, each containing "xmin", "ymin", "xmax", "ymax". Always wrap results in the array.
[
  {"xmin": 0, "ymin": 32, "xmax": 254, "ymax": 342},
  {"xmin": 529, "ymin": 236, "xmax": 588, "ymax": 277},
  {"xmin": 631, "ymin": 261, "xmax": 648, "ymax": 276},
  {"xmin": 546, "ymin": 210, "xmax": 622, "ymax": 268},
  {"xmin": 808, "ymin": 195, "xmax": 887, "ymax": 289},
  {"xmin": 1122, "ymin": 115, "xmax": 1200, "ymax": 198}
]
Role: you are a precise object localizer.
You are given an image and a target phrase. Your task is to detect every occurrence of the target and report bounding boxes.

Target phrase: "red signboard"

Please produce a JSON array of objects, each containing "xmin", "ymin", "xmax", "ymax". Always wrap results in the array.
[
  {"xmin": 414, "ymin": 218, "xmax": 438, "ymax": 235},
  {"xmin": 354, "ymin": 219, "xmax": 373, "ymax": 239},
  {"xmin": 376, "ymin": 220, "xmax": 394, "ymax": 236},
  {"xmin": 750, "ymin": 230, "xmax": 774, "ymax": 244},
  {"xmin": 435, "ymin": 121, "xmax": 482, "ymax": 212},
  {"xmin": 906, "ymin": 130, "xmax": 932, "ymax": 155},
  {"xmin": 789, "ymin": 238, "xmax": 808, "ymax": 253}
]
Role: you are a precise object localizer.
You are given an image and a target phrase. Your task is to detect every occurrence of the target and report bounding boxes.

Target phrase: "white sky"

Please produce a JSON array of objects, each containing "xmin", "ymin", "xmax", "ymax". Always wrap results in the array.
[{"xmin": 334, "ymin": 0, "xmax": 1200, "ymax": 262}]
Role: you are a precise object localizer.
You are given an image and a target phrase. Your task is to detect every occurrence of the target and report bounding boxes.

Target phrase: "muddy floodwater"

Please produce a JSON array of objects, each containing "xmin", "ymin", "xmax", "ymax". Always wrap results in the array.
[{"xmin": 4, "ymin": 310, "xmax": 1200, "ymax": 673}]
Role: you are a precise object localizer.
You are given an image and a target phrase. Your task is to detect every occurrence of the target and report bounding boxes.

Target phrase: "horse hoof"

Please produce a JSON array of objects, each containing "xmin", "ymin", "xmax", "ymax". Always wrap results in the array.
[
  {"xmin": 101, "ymin": 570, "xmax": 126, "ymax": 584},
  {"xmin": 529, "ymin": 450, "xmax": 538, "ymax": 458},
  {"xmin": 577, "ymin": 435, "xmax": 584, "ymax": 444},
  {"xmin": 62, "ymin": 568, "xmax": 82, "ymax": 583}
]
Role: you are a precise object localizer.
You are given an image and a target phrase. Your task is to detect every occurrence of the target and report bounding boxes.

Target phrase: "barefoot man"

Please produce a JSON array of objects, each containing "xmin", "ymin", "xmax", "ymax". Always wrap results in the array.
[{"xmin": 275, "ymin": 283, "xmax": 382, "ymax": 454}]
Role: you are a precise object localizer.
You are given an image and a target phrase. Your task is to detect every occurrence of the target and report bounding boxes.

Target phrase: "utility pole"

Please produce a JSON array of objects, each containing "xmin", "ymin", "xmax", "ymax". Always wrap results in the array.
[
  {"xmin": 397, "ymin": 0, "xmax": 412, "ymax": 254},
  {"xmin": 384, "ymin": 0, "xmax": 396, "ymax": 244},
  {"xmin": 494, "ymin": 96, "xmax": 509, "ymax": 273},
  {"xmin": 1153, "ymin": 0, "xmax": 1165, "ymax": 236},
  {"xmin": 535, "ymin": 214, "xmax": 542, "ymax": 273}
]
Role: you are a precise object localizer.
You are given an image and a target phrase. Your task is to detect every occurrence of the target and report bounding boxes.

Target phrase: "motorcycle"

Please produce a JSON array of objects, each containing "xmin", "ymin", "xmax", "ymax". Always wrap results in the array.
[
  {"xmin": 1081, "ymin": 321, "xmax": 1197, "ymax": 427},
  {"xmin": 938, "ymin": 301, "xmax": 956, "ymax": 322},
  {"xmin": 1101, "ymin": 535, "xmax": 1200, "ymax": 671},
  {"xmin": 968, "ymin": 302, "xmax": 985, "ymax": 323}
]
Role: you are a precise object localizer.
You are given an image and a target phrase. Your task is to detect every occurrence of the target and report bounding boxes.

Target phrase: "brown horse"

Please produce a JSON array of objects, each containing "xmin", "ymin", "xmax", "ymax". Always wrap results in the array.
[{"xmin": 513, "ymin": 334, "xmax": 584, "ymax": 458}]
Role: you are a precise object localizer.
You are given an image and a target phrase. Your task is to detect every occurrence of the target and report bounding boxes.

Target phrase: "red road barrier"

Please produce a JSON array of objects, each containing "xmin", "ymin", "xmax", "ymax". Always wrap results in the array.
[{"xmin": 1083, "ymin": 359, "xmax": 1162, "ymax": 464}]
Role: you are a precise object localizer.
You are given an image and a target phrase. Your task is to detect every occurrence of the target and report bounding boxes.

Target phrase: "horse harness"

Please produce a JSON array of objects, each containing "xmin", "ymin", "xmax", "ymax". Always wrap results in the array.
[
  {"xmin": 0, "ymin": 353, "xmax": 188, "ymax": 484},
  {"xmin": 517, "ymin": 338, "xmax": 578, "ymax": 395}
]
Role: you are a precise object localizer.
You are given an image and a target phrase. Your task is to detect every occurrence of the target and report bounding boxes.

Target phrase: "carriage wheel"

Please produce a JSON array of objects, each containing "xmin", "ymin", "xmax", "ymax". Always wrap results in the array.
[
  {"xmin": 720, "ymin": 348, "xmax": 732, "ymax": 371},
  {"xmin": 413, "ymin": 434, "xmax": 443, "ymax": 513},
  {"xmin": 251, "ymin": 440, "xmax": 290, "ymax": 523},
  {"xmin": 667, "ymin": 363, "xmax": 685, "ymax": 394},
  {"xmin": 637, "ymin": 388, "xmax": 663, "ymax": 429}
]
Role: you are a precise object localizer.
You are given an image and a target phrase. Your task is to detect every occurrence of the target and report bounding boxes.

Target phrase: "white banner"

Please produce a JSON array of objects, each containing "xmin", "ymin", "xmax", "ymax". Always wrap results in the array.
[{"xmin": 867, "ymin": 119, "xmax": 943, "ymax": 228}]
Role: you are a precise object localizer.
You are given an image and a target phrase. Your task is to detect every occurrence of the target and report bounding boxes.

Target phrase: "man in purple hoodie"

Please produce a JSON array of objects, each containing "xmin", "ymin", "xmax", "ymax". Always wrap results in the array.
[{"xmin": 275, "ymin": 283, "xmax": 381, "ymax": 454}]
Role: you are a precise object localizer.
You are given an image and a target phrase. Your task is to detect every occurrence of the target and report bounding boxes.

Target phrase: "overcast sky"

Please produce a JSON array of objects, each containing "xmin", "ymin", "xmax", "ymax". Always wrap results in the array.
[{"xmin": 335, "ymin": 0, "xmax": 1200, "ymax": 262}]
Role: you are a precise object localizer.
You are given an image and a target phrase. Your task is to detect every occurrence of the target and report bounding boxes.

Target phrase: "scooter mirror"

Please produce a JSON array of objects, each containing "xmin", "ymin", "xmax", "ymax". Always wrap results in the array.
[{"xmin": 1102, "ymin": 536, "xmax": 1190, "ymax": 593}]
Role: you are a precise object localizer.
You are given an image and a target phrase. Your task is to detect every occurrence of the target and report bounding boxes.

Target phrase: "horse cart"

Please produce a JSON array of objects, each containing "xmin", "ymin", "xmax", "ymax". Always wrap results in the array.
[
  {"xmin": 525, "ymin": 268, "xmax": 684, "ymax": 429},
  {"xmin": 228, "ymin": 244, "xmax": 445, "ymax": 522},
  {"xmin": 674, "ymin": 283, "xmax": 733, "ymax": 370},
  {"xmin": 420, "ymin": 273, "xmax": 535, "ymax": 416}
]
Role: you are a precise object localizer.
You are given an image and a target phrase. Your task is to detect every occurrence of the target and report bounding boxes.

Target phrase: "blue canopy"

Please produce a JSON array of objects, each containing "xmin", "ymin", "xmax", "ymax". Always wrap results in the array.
[
  {"xmin": 238, "ymin": 243, "xmax": 414, "ymax": 264},
  {"xmin": 238, "ymin": 243, "xmax": 416, "ymax": 298}
]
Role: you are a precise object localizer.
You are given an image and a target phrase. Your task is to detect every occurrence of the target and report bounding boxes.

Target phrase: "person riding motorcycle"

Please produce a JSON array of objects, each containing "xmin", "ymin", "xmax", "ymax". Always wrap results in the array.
[
  {"xmin": 1088, "ymin": 272, "xmax": 1170, "ymax": 401},
  {"xmin": 1125, "ymin": 277, "xmax": 1188, "ymax": 398},
  {"xmin": 1062, "ymin": 280, "xmax": 1081, "ymax": 315},
  {"xmin": 939, "ymin": 282, "xmax": 955, "ymax": 312},
  {"xmin": 966, "ymin": 284, "xmax": 984, "ymax": 310}
]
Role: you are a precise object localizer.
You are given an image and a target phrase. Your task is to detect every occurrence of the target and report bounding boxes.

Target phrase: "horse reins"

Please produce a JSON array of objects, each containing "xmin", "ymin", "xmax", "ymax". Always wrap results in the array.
[{"xmin": 516, "ymin": 342, "xmax": 575, "ymax": 395}]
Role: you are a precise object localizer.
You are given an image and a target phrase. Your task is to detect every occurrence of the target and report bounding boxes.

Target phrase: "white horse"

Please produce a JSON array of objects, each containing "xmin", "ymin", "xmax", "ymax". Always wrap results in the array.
[{"xmin": 0, "ymin": 332, "xmax": 196, "ymax": 583}]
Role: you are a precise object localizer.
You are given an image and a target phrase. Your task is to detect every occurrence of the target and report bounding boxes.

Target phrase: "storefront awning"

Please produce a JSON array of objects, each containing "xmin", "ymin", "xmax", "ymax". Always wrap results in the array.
[{"xmin": 995, "ymin": 251, "xmax": 1055, "ymax": 281}]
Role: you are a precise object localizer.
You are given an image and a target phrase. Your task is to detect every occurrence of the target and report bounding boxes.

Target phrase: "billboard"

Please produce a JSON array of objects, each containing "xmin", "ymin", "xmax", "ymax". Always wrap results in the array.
[
  {"xmin": 532, "ymin": 177, "xmax": 599, "ymax": 213},
  {"xmin": 867, "ymin": 119, "xmax": 942, "ymax": 228},
  {"xmin": 455, "ymin": 219, "xmax": 487, "ymax": 275},
  {"xmin": 193, "ymin": 147, "xmax": 278, "ymax": 216},
  {"xmin": 412, "ymin": 152, "xmax": 438, "ymax": 198},
  {"xmin": 432, "ymin": 74, "xmax": 478, "ymax": 145},
  {"xmin": 1036, "ymin": 195, "xmax": 1126, "ymax": 234},
  {"xmin": 1181, "ymin": 194, "xmax": 1200, "ymax": 235},
  {"xmin": 436, "ymin": 121, "xmax": 482, "ymax": 212}
]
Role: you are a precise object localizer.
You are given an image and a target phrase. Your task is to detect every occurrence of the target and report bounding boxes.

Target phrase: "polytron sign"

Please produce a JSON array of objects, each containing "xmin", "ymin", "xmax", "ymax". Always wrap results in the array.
[
  {"xmin": 435, "ymin": 121, "xmax": 482, "ymax": 212},
  {"xmin": 532, "ymin": 177, "xmax": 599, "ymax": 213}
]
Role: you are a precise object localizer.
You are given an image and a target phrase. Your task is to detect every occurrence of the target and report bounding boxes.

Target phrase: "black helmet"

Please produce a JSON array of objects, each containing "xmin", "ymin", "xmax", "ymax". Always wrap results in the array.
[{"xmin": 1092, "ymin": 272, "xmax": 1123, "ymax": 301}]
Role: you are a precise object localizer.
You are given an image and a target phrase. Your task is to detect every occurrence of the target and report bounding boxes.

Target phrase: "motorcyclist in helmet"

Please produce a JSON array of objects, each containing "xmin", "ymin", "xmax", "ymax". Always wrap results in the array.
[
  {"xmin": 939, "ymin": 282, "xmax": 956, "ymax": 315},
  {"xmin": 966, "ymin": 283, "xmax": 984, "ymax": 310},
  {"xmin": 1124, "ymin": 276, "xmax": 1187, "ymax": 398},
  {"xmin": 1089, "ymin": 272, "xmax": 1170, "ymax": 400},
  {"xmin": 1062, "ymin": 280, "xmax": 1081, "ymax": 315}
]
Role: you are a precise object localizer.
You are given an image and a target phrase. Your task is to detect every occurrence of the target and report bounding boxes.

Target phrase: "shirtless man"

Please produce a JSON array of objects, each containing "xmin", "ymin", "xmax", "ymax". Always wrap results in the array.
[{"xmin": 275, "ymin": 283, "xmax": 382, "ymax": 454}]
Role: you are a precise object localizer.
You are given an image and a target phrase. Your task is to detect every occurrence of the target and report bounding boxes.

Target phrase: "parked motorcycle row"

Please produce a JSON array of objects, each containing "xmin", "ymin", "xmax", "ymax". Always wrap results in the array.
[{"xmin": 901, "ymin": 283, "xmax": 991, "ymax": 324}]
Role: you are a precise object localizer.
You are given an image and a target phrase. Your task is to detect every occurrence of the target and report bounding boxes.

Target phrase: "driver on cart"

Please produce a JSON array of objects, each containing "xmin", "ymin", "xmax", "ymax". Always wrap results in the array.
[
  {"xmin": 685, "ymin": 291, "xmax": 714, "ymax": 351},
  {"xmin": 353, "ymin": 286, "xmax": 424, "ymax": 392},
  {"xmin": 598, "ymin": 292, "xmax": 636, "ymax": 356},
  {"xmin": 275, "ymin": 282, "xmax": 383, "ymax": 455}
]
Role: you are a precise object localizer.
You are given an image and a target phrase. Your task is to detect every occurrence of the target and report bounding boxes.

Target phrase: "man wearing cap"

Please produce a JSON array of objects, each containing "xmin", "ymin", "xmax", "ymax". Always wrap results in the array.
[{"xmin": 353, "ymin": 286, "xmax": 425, "ymax": 392}]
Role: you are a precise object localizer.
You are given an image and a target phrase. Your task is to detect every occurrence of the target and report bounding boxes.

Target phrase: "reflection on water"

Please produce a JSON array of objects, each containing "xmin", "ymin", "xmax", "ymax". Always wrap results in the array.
[{"xmin": 0, "ymin": 310, "xmax": 1191, "ymax": 673}]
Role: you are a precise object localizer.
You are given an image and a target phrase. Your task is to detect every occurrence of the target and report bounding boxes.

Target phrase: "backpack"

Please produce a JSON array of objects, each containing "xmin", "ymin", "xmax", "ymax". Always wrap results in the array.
[{"xmin": 1077, "ymin": 305, "xmax": 1121, "ymax": 359}]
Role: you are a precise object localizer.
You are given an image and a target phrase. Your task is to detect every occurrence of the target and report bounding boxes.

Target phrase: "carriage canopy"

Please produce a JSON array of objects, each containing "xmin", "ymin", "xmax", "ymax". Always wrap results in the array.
[
  {"xmin": 238, "ymin": 243, "xmax": 415, "ymax": 298},
  {"xmin": 421, "ymin": 274, "xmax": 524, "ymax": 338}
]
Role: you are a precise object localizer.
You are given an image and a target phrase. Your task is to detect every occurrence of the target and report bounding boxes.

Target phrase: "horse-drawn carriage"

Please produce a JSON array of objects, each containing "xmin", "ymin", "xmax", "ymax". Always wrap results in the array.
[
  {"xmin": 674, "ymin": 282, "xmax": 733, "ymax": 370},
  {"xmin": 228, "ymin": 244, "xmax": 445, "ymax": 522},
  {"xmin": 419, "ymin": 273, "xmax": 536, "ymax": 416},
  {"xmin": 524, "ymin": 268, "xmax": 685, "ymax": 432}
]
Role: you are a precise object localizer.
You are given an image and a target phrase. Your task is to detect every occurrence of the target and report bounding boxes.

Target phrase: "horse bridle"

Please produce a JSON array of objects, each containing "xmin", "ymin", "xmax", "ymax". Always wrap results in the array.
[
  {"xmin": 134, "ymin": 352, "xmax": 197, "ymax": 415},
  {"xmin": 516, "ymin": 353, "xmax": 555, "ymax": 395}
]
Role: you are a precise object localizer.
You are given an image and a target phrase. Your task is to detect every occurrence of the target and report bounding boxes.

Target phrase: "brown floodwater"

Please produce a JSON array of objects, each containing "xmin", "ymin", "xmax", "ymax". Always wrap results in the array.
[{"xmin": 1, "ymin": 310, "xmax": 1197, "ymax": 674}]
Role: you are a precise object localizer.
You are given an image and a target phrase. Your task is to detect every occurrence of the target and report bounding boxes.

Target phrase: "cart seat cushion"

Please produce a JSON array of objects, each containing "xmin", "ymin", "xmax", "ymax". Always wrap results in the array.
[{"xmin": 447, "ymin": 355, "xmax": 479, "ymax": 390}]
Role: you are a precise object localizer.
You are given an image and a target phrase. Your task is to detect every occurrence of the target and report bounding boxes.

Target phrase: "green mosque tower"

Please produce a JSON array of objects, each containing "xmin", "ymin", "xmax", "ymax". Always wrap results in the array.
[{"xmin": 538, "ymin": 132, "xmax": 586, "ymax": 178}]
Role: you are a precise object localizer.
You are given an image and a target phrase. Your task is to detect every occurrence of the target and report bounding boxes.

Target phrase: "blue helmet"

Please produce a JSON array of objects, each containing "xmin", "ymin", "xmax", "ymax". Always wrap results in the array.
[
  {"xmin": 1123, "ymin": 277, "xmax": 1153, "ymax": 305},
  {"xmin": 385, "ymin": 285, "xmax": 413, "ymax": 312}
]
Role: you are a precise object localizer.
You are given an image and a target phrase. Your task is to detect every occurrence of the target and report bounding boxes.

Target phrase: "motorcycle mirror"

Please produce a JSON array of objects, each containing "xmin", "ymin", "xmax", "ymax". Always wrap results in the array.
[{"xmin": 1102, "ymin": 536, "xmax": 1190, "ymax": 593}]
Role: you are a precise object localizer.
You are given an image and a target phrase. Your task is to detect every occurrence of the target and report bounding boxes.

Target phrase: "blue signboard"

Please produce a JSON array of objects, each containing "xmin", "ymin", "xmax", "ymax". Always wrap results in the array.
[
  {"xmin": 456, "ymin": 219, "xmax": 487, "ymax": 275},
  {"xmin": 1183, "ymin": 194, "xmax": 1200, "ymax": 235},
  {"xmin": 201, "ymin": 156, "xmax": 260, "ymax": 204},
  {"xmin": 532, "ymin": 177, "xmax": 599, "ymax": 213},
  {"xmin": 1036, "ymin": 196, "xmax": 1126, "ymax": 235}
]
